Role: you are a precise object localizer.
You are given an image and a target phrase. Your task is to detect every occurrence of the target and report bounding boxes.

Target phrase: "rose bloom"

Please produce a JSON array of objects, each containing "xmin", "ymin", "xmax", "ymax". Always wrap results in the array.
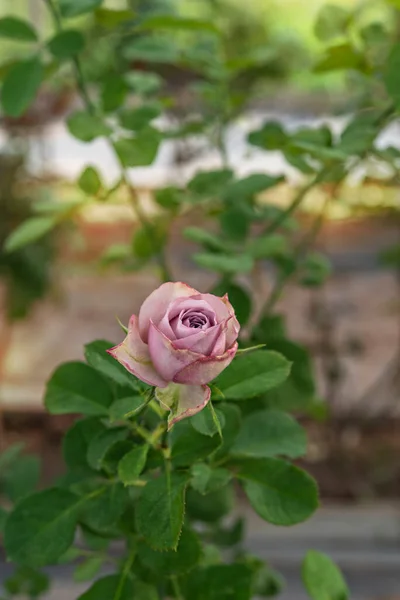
[{"xmin": 108, "ymin": 282, "xmax": 239, "ymax": 426}]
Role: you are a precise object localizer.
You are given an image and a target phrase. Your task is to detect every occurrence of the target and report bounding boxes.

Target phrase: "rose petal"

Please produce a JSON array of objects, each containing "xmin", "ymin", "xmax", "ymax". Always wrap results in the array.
[
  {"xmin": 192, "ymin": 293, "xmax": 240, "ymax": 347},
  {"xmin": 138, "ymin": 281, "xmax": 198, "ymax": 342},
  {"xmin": 148, "ymin": 320, "xmax": 201, "ymax": 381},
  {"xmin": 173, "ymin": 322, "xmax": 224, "ymax": 354},
  {"xmin": 107, "ymin": 315, "xmax": 167, "ymax": 387},
  {"xmin": 173, "ymin": 342, "xmax": 238, "ymax": 386},
  {"xmin": 155, "ymin": 382, "xmax": 211, "ymax": 429}
]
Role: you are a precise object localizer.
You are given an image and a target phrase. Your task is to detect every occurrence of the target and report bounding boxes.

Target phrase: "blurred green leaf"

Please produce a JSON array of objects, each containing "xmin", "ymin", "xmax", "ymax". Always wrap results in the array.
[
  {"xmin": 188, "ymin": 169, "xmax": 234, "ymax": 198},
  {"xmin": 63, "ymin": 417, "xmax": 106, "ymax": 469},
  {"xmin": 0, "ymin": 17, "xmax": 37, "ymax": 41},
  {"xmin": 224, "ymin": 174, "xmax": 284, "ymax": 200},
  {"xmin": 78, "ymin": 166, "xmax": 102, "ymax": 195},
  {"xmin": 1, "ymin": 56, "xmax": 43, "ymax": 117},
  {"xmin": 77, "ymin": 575, "xmax": 133, "ymax": 600},
  {"xmin": 47, "ymin": 30, "xmax": 85, "ymax": 60},
  {"xmin": 248, "ymin": 122, "xmax": 287, "ymax": 150},
  {"xmin": 67, "ymin": 111, "xmax": 111, "ymax": 142},
  {"xmin": 100, "ymin": 74, "xmax": 128, "ymax": 113},
  {"xmin": 60, "ymin": 0, "xmax": 103, "ymax": 18},
  {"xmin": 302, "ymin": 550, "xmax": 349, "ymax": 600},
  {"xmin": 94, "ymin": 8, "xmax": 134, "ymax": 27},
  {"xmin": 113, "ymin": 128, "xmax": 161, "ymax": 167},
  {"xmin": 3, "ymin": 455, "xmax": 40, "ymax": 503},
  {"xmin": 5, "ymin": 216, "xmax": 57, "ymax": 253},
  {"xmin": 191, "ymin": 463, "xmax": 232, "ymax": 495},
  {"xmin": 314, "ymin": 4, "xmax": 351, "ymax": 41},
  {"xmin": 184, "ymin": 227, "xmax": 226, "ymax": 251},
  {"xmin": 212, "ymin": 282, "xmax": 252, "ymax": 326},
  {"xmin": 194, "ymin": 253, "xmax": 254, "ymax": 274},
  {"xmin": 119, "ymin": 104, "xmax": 161, "ymax": 131},
  {"xmin": 314, "ymin": 43, "xmax": 363, "ymax": 72},
  {"xmin": 385, "ymin": 43, "xmax": 400, "ymax": 107},
  {"xmin": 139, "ymin": 14, "xmax": 219, "ymax": 34},
  {"xmin": 247, "ymin": 234, "xmax": 287, "ymax": 259},
  {"xmin": 123, "ymin": 37, "xmax": 180, "ymax": 63},
  {"xmin": 74, "ymin": 556, "xmax": 104, "ymax": 583},
  {"xmin": 154, "ymin": 186, "xmax": 183, "ymax": 210}
]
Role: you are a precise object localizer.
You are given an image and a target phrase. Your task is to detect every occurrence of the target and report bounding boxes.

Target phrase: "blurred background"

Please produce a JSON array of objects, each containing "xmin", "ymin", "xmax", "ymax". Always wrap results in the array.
[{"xmin": 0, "ymin": 0, "xmax": 400, "ymax": 598}]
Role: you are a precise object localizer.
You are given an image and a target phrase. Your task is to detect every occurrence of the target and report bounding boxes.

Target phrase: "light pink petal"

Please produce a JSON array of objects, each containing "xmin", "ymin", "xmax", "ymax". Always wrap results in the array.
[
  {"xmin": 194, "ymin": 293, "xmax": 240, "ymax": 347},
  {"xmin": 138, "ymin": 281, "xmax": 198, "ymax": 342},
  {"xmin": 155, "ymin": 383, "xmax": 211, "ymax": 429},
  {"xmin": 173, "ymin": 342, "xmax": 238, "ymax": 386},
  {"xmin": 148, "ymin": 321, "xmax": 200, "ymax": 381},
  {"xmin": 107, "ymin": 315, "xmax": 167, "ymax": 388},
  {"xmin": 173, "ymin": 323, "xmax": 224, "ymax": 354}
]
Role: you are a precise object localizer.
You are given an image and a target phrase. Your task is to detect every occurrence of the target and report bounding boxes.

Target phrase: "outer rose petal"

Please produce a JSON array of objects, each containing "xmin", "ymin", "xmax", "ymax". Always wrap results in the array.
[
  {"xmin": 155, "ymin": 382, "xmax": 211, "ymax": 429},
  {"xmin": 138, "ymin": 281, "xmax": 198, "ymax": 342},
  {"xmin": 174, "ymin": 342, "xmax": 238, "ymax": 386},
  {"xmin": 148, "ymin": 321, "xmax": 201, "ymax": 381},
  {"xmin": 107, "ymin": 315, "xmax": 167, "ymax": 388},
  {"xmin": 193, "ymin": 293, "xmax": 240, "ymax": 347}
]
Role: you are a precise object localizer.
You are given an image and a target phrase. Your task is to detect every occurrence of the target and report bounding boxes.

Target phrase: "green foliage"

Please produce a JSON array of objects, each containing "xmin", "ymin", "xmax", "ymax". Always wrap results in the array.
[
  {"xmin": 60, "ymin": 0, "xmax": 104, "ymax": 18},
  {"xmin": 0, "ymin": 17, "xmax": 37, "ymax": 41},
  {"xmin": 302, "ymin": 551, "xmax": 349, "ymax": 600},
  {"xmin": 215, "ymin": 350, "xmax": 291, "ymax": 399},
  {"xmin": 78, "ymin": 166, "xmax": 102, "ymax": 195},
  {"xmin": 67, "ymin": 112, "xmax": 111, "ymax": 143},
  {"xmin": 118, "ymin": 444, "xmax": 149, "ymax": 484},
  {"xmin": 236, "ymin": 458, "xmax": 319, "ymax": 525},
  {"xmin": 113, "ymin": 129, "xmax": 161, "ymax": 167},
  {"xmin": 47, "ymin": 30, "xmax": 85, "ymax": 60},
  {"xmin": 1, "ymin": 57, "xmax": 43, "ymax": 117},
  {"xmin": 5, "ymin": 217, "xmax": 57, "ymax": 252},
  {"xmin": 136, "ymin": 472, "xmax": 188, "ymax": 550}
]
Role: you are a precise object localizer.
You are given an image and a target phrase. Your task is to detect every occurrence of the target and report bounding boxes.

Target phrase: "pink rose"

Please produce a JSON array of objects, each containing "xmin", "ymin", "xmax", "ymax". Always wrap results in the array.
[{"xmin": 108, "ymin": 281, "xmax": 239, "ymax": 426}]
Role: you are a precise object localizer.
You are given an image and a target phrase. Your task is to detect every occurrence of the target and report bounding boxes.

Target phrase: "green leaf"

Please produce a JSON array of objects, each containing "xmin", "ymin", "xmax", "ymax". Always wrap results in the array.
[
  {"xmin": 122, "ymin": 37, "xmax": 180, "ymax": 64},
  {"xmin": 154, "ymin": 186, "xmax": 183, "ymax": 210},
  {"xmin": 194, "ymin": 253, "xmax": 254, "ymax": 274},
  {"xmin": 314, "ymin": 4, "xmax": 351, "ymax": 41},
  {"xmin": 0, "ymin": 442, "xmax": 24, "ymax": 472},
  {"xmin": 67, "ymin": 112, "xmax": 111, "ymax": 143},
  {"xmin": 301, "ymin": 253, "xmax": 331, "ymax": 286},
  {"xmin": 47, "ymin": 30, "xmax": 85, "ymax": 60},
  {"xmin": 78, "ymin": 166, "xmax": 102, "ymax": 195},
  {"xmin": 60, "ymin": 0, "xmax": 104, "ymax": 18},
  {"xmin": 184, "ymin": 563, "xmax": 253, "ymax": 600},
  {"xmin": 136, "ymin": 472, "xmax": 188, "ymax": 550},
  {"xmin": 232, "ymin": 410, "xmax": 307, "ymax": 459},
  {"xmin": 170, "ymin": 421, "xmax": 221, "ymax": 467},
  {"xmin": 385, "ymin": 43, "xmax": 400, "ymax": 108},
  {"xmin": 248, "ymin": 122, "xmax": 287, "ymax": 150},
  {"xmin": 113, "ymin": 129, "xmax": 161, "ymax": 167},
  {"xmin": 74, "ymin": 556, "xmax": 104, "ymax": 582},
  {"xmin": 224, "ymin": 174, "xmax": 284, "ymax": 200},
  {"xmin": 186, "ymin": 486, "xmax": 234, "ymax": 523},
  {"xmin": 4, "ymin": 488, "xmax": 83, "ymax": 567},
  {"xmin": 219, "ymin": 207, "xmax": 249, "ymax": 240},
  {"xmin": 188, "ymin": 169, "xmax": 233, "ymax": 198},
  {"xmin": 314, "ymin": 43, "xmax": 363, "ymax": 72},
  {"xmin": 215, "ymin": 350, "xmax": 291, "ymax": 400},
  {"xmin": 0, "ymin": 17, "xmax": 37, "ymax": 41},
  {"xmin": 84, "ymin": 339, "xmax": 138, "ymax": 389},
  {"xmin": 139, "ymin": 15, "xmax": 219, "ymax": 34},
  {"xmin": 247, "ymin": 234, "xmax": 287, "ymax": 259},
  {"xmin": 0, "ymin": 507, "xmax": 7, "ymax": 532},
  {"xmin": 87, "ymin": 428, "xmax": 128, "ymax": 470},
  {"xmin": 63, "ymin": 418, "xmax": 106, "ymax": 469},
  {"xmin": 4, "ymin": 216, "xmax": 56, "ymax": 252},
  {"xmin": 236, "ymin": 458, "xmax": 318, "ymax": 525},
  {"xmin": 44, "ymin": 362, "xmax": 114, "ymax": 416},
  {"xmin": 77, "ymin": 574, "xmax": 133, "ymax": 600},
  {"xmin": 119, "ymin": 105, "xmax": 161, "ymax": 131},
  {"xmin": 191, "ymin": 463, "xmax": 232, "ymax": 495},
  {"xmin": 190, "ymin": 403, "xmax": 224, "ymax": 437},
  {"xmin": 124, "ymin": 70, "xmax": 162, "ymax": 96},
  {"xmin": 183, "ymin": 227, "xmax": 226, "ymax": 251},
  {"xmin": 100, "ymin": 74, "xmax": 128, "ymax": 113},
  {"xmin": 95, "ymin": 8, "xmax": 134, "ymax": 28},
  {"xmin": 3, "ymin": 455, "xmax": 40, "ymax": 503},
  {"xmin": 118, "ymin": 444, "xmax": 149, "ymax": 485},
  {"xmin": 109, "ymin": 396, "xmax": 147, "ymax": 421},
  {"xmin": 4, "ymin": 566, "xmax": 50, "ymax": 598},
  {"xmin": 1, "ymin": 57, "xmax": 43, "ymax": 118},
  {"xmin": 81, "ymin": 484, "xmax": 127, "ymax": 532},
  {"xmin": 212, "ymin": 282, "xmax": 252, "ymax": 326},
  {"xmin": 212, "ymin": 404, "xmax": 241, "ymax": 460},
  {"xmin": 302, "ymin": 550, "xmax": 349, "ymax": 600},
  {"xmin": 138, "ymin": 528, "xmax": 202, "ymax": 575}
]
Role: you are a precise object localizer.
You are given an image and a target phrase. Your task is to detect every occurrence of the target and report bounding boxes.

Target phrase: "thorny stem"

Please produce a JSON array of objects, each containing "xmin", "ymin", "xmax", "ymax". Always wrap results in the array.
[{"xmin": 43, "ymin": 0, "xmax": 171, "ymax": 282}]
